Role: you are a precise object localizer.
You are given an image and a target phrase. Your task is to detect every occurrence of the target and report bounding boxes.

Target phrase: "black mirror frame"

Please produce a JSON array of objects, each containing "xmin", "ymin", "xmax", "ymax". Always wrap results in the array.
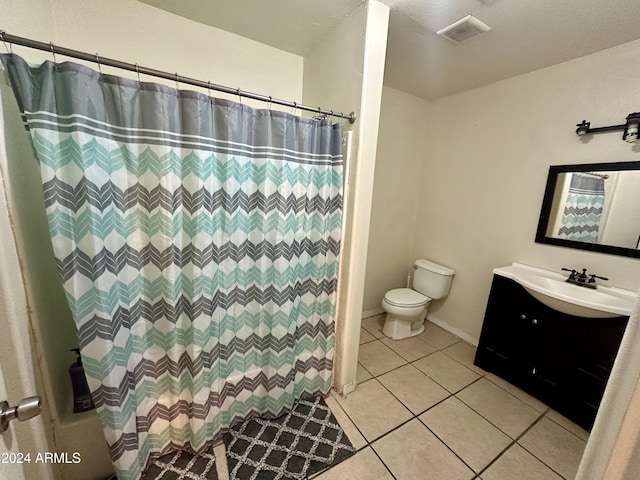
[{"xmin": 535, "ymin": 161, "xmax": 640, "ymax": 259}]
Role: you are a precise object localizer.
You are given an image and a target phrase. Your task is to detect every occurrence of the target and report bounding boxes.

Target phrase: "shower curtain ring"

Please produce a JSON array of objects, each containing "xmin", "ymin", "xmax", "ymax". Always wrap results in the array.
[
  {"xmin": 135, "ymin": 63, "xmax": 140, "ymax": 82},
  {"xmin": 175, "ymin": 72, "xmax": 180, "ymax": 90},
  {"xmin": 237, "ymin": 87, "xmax": 242, "ymax": 105},
  {"xmin": 49, "ymin": 42, "xmax": 57, "ymax": 63},
  {"xmin": 96, "ymin": 54, "xmax": 102, "ymax": 74},
  {"xmin": 268, "ymin": 96, "xmax": 272, "ymax": 111},
  {"xmin": 0, "ymin": 31, "xmax": 12, "ymax": 54}
]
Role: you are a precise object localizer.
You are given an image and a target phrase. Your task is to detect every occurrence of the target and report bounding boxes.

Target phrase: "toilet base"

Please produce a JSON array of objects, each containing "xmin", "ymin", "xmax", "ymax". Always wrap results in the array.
[{"xmin": 382, "ymin": 314, "xmax": 426, "ymax": 340}]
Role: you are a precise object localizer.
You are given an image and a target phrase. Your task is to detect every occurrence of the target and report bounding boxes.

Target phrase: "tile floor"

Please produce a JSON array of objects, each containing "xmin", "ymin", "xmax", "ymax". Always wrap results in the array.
[
  {"xmin": 212, "ymin": 315, "xmax": 589, "ymax": 480},
  {"xmin": 318, "ymin": 315, "xmax": 589, "ymax": 480}
]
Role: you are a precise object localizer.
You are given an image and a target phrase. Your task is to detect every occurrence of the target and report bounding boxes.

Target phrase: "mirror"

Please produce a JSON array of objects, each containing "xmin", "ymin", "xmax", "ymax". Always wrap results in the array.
[{"xmin": 536, "ymin": 161, "xmax": 640, "ymax": 258}]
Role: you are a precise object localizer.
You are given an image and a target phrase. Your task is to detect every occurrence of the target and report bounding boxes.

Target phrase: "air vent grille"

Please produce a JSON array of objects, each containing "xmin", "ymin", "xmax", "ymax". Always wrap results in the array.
[{"xmin": 437, "ymin": 15, "xmax": 491, "ymax": 44}]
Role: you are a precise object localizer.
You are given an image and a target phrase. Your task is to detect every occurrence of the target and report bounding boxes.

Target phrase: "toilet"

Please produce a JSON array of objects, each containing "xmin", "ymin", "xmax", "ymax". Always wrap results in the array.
[{"xmin": 381, "ymin": 259, "xmax": 455, "ymax": 340}]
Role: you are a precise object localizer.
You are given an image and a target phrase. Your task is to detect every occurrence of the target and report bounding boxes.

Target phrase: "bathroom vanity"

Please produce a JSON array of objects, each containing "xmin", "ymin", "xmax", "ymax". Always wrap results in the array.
[{"xmin": 474, "ymin": 263, "xmax": 635, "ymax": 430}]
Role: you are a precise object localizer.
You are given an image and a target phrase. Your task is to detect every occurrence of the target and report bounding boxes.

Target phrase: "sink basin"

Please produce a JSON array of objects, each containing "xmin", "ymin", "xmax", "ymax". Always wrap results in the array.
[{"xmin": 494, "ymin": 263, "xmax": 637, "ymax": 318}]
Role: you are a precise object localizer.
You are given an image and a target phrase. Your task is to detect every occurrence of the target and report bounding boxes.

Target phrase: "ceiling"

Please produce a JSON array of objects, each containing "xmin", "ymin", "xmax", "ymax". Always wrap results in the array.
[{"xmin": 139, "ymin": 0, "xmax": 640, "ymax": 100}]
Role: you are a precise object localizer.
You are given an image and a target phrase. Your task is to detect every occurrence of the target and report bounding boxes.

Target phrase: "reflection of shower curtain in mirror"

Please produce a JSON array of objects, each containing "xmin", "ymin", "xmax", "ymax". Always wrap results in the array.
[{"xmin": 557, "ymin": 173, "xmax": 605, "ymax": 243}]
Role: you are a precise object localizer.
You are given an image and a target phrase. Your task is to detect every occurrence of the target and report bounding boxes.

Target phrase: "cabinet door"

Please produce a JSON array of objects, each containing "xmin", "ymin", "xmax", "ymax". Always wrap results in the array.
[
  {"xmin": 569, "ymin": 316, "xmax": 628, "ymax": 429},
  {"xmin": 527, "ymin": 301, "xmax": 582, "ymax": 404},
  {"xmin": 474, "ymin": 276, "xmax": 535, "ymax": 381}
]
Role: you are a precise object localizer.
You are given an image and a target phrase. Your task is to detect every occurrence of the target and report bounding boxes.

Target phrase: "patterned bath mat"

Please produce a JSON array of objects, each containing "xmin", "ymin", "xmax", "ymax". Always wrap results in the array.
[
  {"xmin": 142, "ymin": 448, "xmax": 218, "ymax": 480},
  {"xmin": 223, "ymin": 396, "xmax": 356, "ymax": 479}
]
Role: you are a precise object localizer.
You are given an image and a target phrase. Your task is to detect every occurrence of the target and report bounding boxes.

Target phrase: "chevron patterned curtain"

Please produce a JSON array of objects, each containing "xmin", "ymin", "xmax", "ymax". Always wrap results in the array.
[
  {"xmin": 557, "ymin": 173, "xmax": 605, "ymax": 243},
  {"xmin": 2, "ymin": 54, "xmax": 343, "ymax": 480}
]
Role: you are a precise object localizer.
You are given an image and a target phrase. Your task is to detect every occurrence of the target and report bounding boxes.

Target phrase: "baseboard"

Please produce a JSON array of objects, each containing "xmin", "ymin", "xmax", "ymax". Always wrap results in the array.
[
  {"xmin": 362, "ymin": 307, "xmax": 384, "ymax": 319},
  {"xmin": 340, "ymin": 381, "xmax": 357, "ymax": 396},
  {"xmin": 427, "ymin": 314, "xmax": 479, "ymax": 346}
]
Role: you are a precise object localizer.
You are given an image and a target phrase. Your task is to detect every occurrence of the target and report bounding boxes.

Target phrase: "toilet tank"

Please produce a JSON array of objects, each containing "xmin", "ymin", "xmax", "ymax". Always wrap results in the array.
[{"xmin": 413, "ymin": 259, "xmax": 455, "ymax": 299}]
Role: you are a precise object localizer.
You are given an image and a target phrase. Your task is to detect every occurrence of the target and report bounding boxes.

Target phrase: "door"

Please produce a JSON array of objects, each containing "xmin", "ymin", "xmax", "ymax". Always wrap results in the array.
[
  {"xmin": 0, "ymin": 361, "xmax": 23, "ymax": 480},
  {"xmin": 0, "ymin": 95, "xmax": 56, "ymax": 479}
]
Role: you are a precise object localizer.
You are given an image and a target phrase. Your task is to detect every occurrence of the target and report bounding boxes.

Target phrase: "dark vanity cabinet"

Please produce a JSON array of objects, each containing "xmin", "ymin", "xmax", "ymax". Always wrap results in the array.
[{"xmin": 474, "ymin": 275, "xmax": 629, "ymax": 430}]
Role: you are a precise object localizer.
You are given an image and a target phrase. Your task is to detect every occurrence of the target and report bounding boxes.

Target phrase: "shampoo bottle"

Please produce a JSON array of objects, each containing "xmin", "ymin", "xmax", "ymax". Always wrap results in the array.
[{"xmin": 69, "ymin": 348, "xmax": 95, "ymax": 413}]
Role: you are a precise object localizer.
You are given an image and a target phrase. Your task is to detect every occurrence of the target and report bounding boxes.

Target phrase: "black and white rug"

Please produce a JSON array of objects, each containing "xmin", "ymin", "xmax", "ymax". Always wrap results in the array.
[
  {"xmin": 223, "ymin": 396, "xmax": 356, "ymax": 480},
  {"xmin": 142, "ymin": 448, "xmax": 218, "ymax": 480}
]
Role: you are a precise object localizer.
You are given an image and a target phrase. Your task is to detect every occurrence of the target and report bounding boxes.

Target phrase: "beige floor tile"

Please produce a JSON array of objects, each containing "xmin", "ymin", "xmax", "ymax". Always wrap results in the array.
[
  {"xmin": 213, "ymin": 442, "xmax": 229, "ymax": 480},
  {"xmin": 361, "ymin": 315, "xmax": 385, "ymax": 338},
  {"xmin": 482, "ymin": 444, "xmax": 563, "ymax": 480},
  {"xmin": 419, "ymin": 396, "xmax": 511, "ymax": 473},
  {"xmin": 519, "ymin": 417, "xmax": 587, "ymax": 480},
  {"xmin": 457, "ymin": 378, "xmax": 540, "ymax": 438},
  {"xmin": 380, "ymin": 335, "xmax": 437, "ymax": 362},
  {"xmin": 372, "ymin": 419, "xmax": 475, "ymax": 480},
  {"xmin": 333, "ymin": 379, "xmax": 412, "ymax": 441},
  {"xmin": 378, "ymin": 364, "xmax": 450, "ymax": 414},
  {"xmin": 485, "ymin": 373, "xmax": 548, "ymax": 413},
  {"xmin": 442, "ymin": 341, "xmax": 485, "ymax": 375},
  {"xmin": 359, "ymin": 327, "xmax": 376, "ymax": 345},
  {"xmin": 417, "ymin": 321, "xmax": 461, "ymax": 349},
  {"xmin": 545, "ymin": 409, "xmax": 589, "ymax": 441},
  {"xmin": 356, "ymin": 363, "xmax": 372, "ymax": 384},
  {"xmin": 325, "ymin": 395, "xmax": 367, "ymax": 450},
  {"xmin": 413, "ymin": 351, "xmax": 480, "ymax": 393},
  {"xmin": 358, "ymin": 340, "xmax": 406, "ymax": 377},
  {"xmin": 313, "ymin": 447, "xmax": 393, "ymax": 480}
]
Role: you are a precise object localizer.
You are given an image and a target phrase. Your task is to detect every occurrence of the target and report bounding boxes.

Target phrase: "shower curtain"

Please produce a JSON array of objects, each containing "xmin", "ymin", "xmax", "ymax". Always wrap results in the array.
[
  {"xmin": 557, "ymin": 172, "xmax": 605, "ymax": 243},
  {"xmin": 1, "ymin": 53, "xmax": 343, "ymax": 480}
]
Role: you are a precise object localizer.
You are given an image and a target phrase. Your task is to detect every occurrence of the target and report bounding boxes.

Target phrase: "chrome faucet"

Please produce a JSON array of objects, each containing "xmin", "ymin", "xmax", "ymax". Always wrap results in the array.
[{"xmin": 562, "ymin": 267, "xmax": 608, "ymax": 289}]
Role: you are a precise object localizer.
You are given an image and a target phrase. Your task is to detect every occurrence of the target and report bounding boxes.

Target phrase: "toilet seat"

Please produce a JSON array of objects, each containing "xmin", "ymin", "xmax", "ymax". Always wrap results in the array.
[{"xmin": 384, "ymin": 288, "xmax": 429, "ymax": 307}]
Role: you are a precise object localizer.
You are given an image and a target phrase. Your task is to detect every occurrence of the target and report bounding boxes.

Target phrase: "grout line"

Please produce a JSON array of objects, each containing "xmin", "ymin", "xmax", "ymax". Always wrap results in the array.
[
  {"xmin": 369, "ymin": 446, "xmax": 399, "ymax": 480},
  {"xmin": 356, "ymin": 361, "xmax": 375, "ymax": 382},
  {"xmin": 416, "ymin": 416, "xmax": 480, "ymax": 475},
  {"xmin": 514, "ymin": 417, "xmax": 577, "ymax": 480},
  {"xmin": 473, "ymin": 409, "xmax": 549, "ymax": 478},
  {"xmin": 486, "ymin": 410, "xmax": 576, "ymax": 480},
  {"xmin": 480, "ymin": 375, "xmax": 591, "ymax": 441},
  {"xmin": 327, "ymin": 390, "xmax": 370, "ymax": 451},
  {"xmin": 336, "ymin": 323, "xmax": 584, "ymax": 480},
  {"xmin": 331, "ymin": 332, "xmax": 478, "ymax": 476},
  {"xmin": 543, "ymin": 411, "xmax": 591, "ymax": 442}
]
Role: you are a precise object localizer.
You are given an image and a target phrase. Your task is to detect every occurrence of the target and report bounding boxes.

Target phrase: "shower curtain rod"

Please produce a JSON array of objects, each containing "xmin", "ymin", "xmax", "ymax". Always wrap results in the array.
[
  {"xmin": 0, "ymin": 31, "xmax": 357, "ymax": 124},
  {"xmin": 584, "ymin": 172, "xmax": 610, "ymax": 179}
]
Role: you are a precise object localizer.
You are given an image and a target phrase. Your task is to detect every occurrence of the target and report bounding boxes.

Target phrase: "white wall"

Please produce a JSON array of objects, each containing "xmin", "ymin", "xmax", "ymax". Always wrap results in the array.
[
  {"xmin": 303, "ymin": 0, "xmax": 390, "ymax": 394},
  {"xmin": 0, "ymin": 1, "xmax": 305, "ymax": 478},
  {"xmin": 601, "ymin": 172, "xmax": 640, "ymax": 248},
  {"xmin": 414, "ymin": 39, "xmax": 640, "ymax": 342},
  {"xmin": 362, "ymin": 86, "xmax": 430, "ymax": 313}
]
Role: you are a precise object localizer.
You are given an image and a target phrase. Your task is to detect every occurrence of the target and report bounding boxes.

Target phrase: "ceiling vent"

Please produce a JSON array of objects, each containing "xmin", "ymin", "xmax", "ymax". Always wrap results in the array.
[{"xmin": 437, "ymin": 15, "xmax": 491, "ymax": 44}]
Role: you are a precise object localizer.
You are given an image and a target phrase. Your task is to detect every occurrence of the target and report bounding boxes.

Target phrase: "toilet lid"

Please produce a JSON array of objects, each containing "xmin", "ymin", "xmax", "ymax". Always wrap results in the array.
[{"xmin": 385, "ymin": 288, "xmax": 429, "ymax": 307}]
